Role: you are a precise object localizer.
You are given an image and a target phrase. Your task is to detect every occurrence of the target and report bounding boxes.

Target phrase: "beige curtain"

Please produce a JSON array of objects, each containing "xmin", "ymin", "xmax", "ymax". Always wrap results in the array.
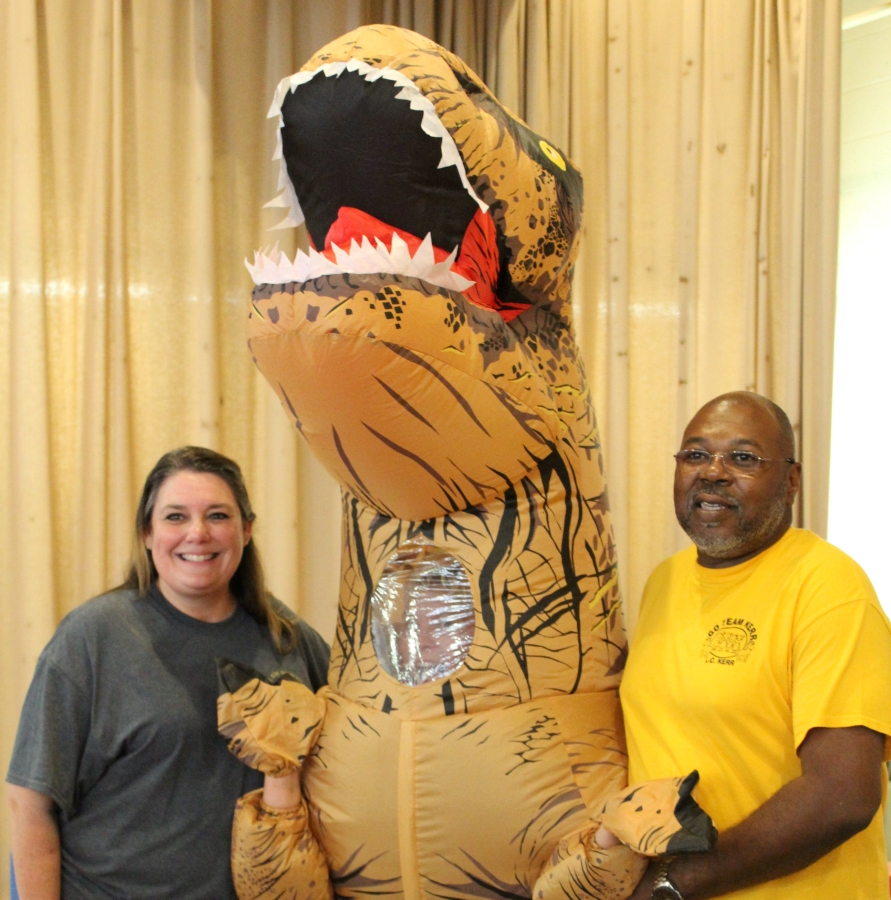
[
  {"xmin": 626, "ymin": 0, "xmax": 837, "ymax": 629},
  {"xmin": 0, "ymin": 1, "xmax": 838, "ymax": 891},
  {"xmin": 491, "ymin": 0, "xmax": 839, "ymax": 632}
]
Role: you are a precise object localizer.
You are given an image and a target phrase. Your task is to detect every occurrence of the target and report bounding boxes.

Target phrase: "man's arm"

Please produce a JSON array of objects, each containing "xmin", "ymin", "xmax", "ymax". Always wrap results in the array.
[
  {"xmin": 628, "ymin": 725, "xmax": 885, "ymax": 900},
  {"xmin": 7, "ymin": 784, "xmax": 62, "ymax": 900}
]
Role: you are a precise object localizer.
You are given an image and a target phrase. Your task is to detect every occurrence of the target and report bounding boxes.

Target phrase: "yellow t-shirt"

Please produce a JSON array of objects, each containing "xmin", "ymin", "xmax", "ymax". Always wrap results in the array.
[{"xmin": 621, "ymin": 528, "xmax": 891, "ymax": 900}]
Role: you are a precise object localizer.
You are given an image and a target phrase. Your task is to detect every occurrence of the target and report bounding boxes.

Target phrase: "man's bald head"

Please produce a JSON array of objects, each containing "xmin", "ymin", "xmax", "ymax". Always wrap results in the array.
[{"xmin": 694, "ymin": 392, "xmax": 796, "ymax": 462}]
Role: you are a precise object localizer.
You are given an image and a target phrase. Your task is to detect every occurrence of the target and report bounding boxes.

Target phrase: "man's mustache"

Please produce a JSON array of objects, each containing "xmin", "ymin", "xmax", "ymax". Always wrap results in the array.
[{"xmin": 688, "ymin": 484, "xmax": 741, "ymax": 508}]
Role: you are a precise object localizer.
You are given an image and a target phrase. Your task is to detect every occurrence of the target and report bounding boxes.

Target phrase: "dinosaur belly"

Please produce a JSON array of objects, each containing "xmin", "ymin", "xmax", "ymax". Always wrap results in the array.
[
  {"xmin": 327, "ymin": 479, "xmax": 627, "ymax": 722},
  {"xmin": 303, "ymin": 688, "xmax": 630, "ymax": 900}
]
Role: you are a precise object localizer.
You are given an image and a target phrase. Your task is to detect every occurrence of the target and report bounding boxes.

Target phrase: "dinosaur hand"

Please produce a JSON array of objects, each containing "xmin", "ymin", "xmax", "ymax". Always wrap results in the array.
[
  {"xmin": 217, "ymin": 658, "xmax": 327, "ymax": 776},
  {"xmin": 599, "ymin": 771, "xmax": 717, "ymax": 857}
]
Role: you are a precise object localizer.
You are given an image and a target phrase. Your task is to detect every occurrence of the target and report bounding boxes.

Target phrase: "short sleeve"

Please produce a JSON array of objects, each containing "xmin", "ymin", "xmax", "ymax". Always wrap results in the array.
[
  {"xmin": 297, "ymin": 621, "xmax": 331, "ymax": 691},
  {"xmin": 6, "ymin": 654, "xmax": 93, "ymax": 818},
  {"xmin": 791, "ymin": 598, "xmax": 891, "ymax": 755},
  {"xmin": 268, "ymin": 597, "xmax": 331, "ymax": 691}
]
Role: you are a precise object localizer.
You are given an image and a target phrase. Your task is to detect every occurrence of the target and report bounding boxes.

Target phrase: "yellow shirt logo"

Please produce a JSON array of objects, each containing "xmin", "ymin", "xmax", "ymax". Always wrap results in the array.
[{"xmin": 702, "ymin": 618, "xmax": 758, "ymax": 665}]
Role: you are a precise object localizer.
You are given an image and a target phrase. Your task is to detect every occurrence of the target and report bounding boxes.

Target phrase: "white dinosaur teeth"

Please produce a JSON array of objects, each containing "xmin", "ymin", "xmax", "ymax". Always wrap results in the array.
[
  {"xmin": 388, "ymin": 233, "xmax": 412, "ymax": 272},
  {"xmin": 261, "ymin": 59, "xmax": 488, "ymax": 235},
  {"xmin": 331, "ymin": 242, "xmax": 355, "ymax": 271},
  {"xmin": 349, "ymin": 237, "xmax": 386, "ymax": 271},
  {"xmin": 266, "ymin": 173, "xmax": 305, "ymax": 229},
  {"xmin": 307, "ymin": 247, "xmax": 342, "ymax": 275},
  {"xmin": 409, "ymin": 233, "xmax": 436, "ymax": 274},
  {"xmin": 245, "ymin": 234, "xmax": 475, "ymax": 294},
  {"xmin": 269, "ymin": 214, "xmax": 304, "ymax": 231},
  {"xmin": 423, "ymin": 245, "xmax": 461, "ymax": 283}
]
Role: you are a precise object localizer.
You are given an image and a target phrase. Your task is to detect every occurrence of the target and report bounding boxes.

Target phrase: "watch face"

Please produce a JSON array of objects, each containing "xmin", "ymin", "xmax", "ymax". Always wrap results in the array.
[
  {"xmin": 652, "ymin": 871, "xmax": 684, "ymax": 900},
  {"xmin": 653, "ymin": 884, "xmax": 683, "ymax": 900}
]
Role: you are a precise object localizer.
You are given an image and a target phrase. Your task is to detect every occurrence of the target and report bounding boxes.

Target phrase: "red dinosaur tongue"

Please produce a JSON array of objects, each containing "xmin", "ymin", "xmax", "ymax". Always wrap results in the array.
[
  {"xmin": 317, "ymin": 206, "xmax": 527, "ymax": 322},
  {"xmin": 320, "ymin": 207, "xmax": 448, "ymax": 260}
]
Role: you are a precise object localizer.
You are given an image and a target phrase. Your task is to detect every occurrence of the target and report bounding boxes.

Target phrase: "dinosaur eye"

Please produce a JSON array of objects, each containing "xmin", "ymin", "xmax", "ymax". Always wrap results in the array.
[{"xmin": 539, "ymin": 139, "xmax": 566, "ymax": 171}]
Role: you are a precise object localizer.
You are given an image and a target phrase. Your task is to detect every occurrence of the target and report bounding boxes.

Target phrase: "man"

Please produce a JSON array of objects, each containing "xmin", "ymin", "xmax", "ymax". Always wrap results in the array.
[{"xmin": 621, "ymin": 391, "xmax": 891, "ymax": 899}]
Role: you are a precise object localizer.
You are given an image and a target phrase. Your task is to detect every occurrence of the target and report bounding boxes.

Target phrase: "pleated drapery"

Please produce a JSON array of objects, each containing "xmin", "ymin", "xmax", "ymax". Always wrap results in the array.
[
  {"xmin": 0, "ymin": 2, "xmax": 839, "ymax": 891},
  {"xmin": 480, "ymin": 0, "xmax": 839, "ymax": 630}
]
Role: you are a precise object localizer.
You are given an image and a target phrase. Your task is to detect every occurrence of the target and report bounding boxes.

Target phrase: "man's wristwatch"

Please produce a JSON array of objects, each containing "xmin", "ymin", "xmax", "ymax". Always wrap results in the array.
[{"xmin": 651, "ymin": 858, "xmax": 684, "ymax": 899}]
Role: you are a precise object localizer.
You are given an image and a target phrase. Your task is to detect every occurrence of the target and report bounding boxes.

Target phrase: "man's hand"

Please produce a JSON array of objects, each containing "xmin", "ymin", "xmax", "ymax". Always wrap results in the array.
[{"xmin": 628, "ymin": 726, "xmax": 884, "ymax": 899}]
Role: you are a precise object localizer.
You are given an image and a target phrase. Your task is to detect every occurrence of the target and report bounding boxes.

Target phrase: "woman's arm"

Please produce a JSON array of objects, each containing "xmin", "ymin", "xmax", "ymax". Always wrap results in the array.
[
  {"xmin": 7, "ymin": 784, "xmax": 61, "ymax": 900},
  {"xmin": 262, "ymin": 771, "xmax": 303, "ymax": 809}
]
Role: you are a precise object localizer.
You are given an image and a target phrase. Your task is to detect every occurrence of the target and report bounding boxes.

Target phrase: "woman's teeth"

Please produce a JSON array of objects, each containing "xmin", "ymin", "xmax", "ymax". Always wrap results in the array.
[{"xmin": 181, "ymin": 553, "xmax": 216, "ymax": 561}]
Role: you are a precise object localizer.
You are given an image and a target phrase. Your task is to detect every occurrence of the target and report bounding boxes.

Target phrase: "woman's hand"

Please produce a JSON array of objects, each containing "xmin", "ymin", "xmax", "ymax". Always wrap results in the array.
[
  {"xmin": 7, "ymin": 784, "xmax": 61, "ymax": 900},
  {"xmin": 262, "ymin": 771, "xmax": 303, "ymax": 810}
]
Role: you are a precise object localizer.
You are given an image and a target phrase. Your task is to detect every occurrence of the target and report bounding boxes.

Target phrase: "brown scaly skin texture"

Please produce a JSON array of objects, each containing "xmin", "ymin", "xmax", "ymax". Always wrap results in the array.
[{"xmin": 221, "ymin": 24, "xmax": 714, "ymax": 900}]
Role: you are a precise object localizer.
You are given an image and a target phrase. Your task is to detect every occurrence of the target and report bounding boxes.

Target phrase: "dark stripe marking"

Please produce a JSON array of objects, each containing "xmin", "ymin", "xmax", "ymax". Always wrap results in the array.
[
  {"xmin": 382, "ymin": 341, "xmax": 490, "ymax": 436},
  {"xmin": 332, "ymin": 426, "xmax": 374, "ymax": 500},
  {"xmin": 373, "ymin": 376, "xmax": 438, "ymax": 432},
  {"xmin": 362, "ymin": 422, "xmax": 451, "ymax": 490}
]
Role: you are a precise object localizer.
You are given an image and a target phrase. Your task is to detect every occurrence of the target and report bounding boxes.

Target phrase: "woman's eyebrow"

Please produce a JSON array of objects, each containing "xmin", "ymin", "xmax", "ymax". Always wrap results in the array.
[{"xmin": 158, "ymin": 502, "xmax": 235, "ymax": 510}]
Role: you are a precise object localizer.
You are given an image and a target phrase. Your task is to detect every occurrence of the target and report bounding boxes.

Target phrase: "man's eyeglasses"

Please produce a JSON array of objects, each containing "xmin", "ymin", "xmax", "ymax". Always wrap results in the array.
[{"xmin": 674, "ymin": 449, "xmax": 796, "ymax": 475}]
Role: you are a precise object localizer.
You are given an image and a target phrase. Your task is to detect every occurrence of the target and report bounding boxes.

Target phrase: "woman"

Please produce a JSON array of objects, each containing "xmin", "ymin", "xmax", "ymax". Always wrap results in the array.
[{"xmin": 6, "ymin": 447, "xmax": 330, "ymax": 900}]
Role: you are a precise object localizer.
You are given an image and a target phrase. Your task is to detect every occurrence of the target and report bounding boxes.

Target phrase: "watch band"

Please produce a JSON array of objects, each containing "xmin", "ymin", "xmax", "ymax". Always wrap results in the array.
[{"xmin": 651, "ymin": 858, "xmax": 684, "ymax": 900}]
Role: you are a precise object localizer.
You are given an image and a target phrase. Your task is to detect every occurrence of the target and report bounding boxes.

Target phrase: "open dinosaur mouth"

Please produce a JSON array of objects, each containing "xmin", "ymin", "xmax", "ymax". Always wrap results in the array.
[{"xmin": 247, "ymin": 61, "xmax": 513, "ymax": 317}]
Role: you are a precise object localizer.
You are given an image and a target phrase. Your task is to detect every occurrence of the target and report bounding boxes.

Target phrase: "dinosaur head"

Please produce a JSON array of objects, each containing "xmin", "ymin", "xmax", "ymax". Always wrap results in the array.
[{"xmin": 247, "ymin": 25, "xmax": 594, "ymax": 520}]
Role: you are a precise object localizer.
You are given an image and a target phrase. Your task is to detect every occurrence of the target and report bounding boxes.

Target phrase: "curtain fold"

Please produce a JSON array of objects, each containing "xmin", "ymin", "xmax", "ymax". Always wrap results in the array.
[{"xmin": 0, "ymin": 2, "xmax": 839, "ymax": 892}]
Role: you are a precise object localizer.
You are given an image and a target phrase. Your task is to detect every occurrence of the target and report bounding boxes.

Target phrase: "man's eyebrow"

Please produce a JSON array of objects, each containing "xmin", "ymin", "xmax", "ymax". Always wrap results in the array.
[{"xmin": 681, "ymin": 436, "xmax": 764, "ymax": 448}]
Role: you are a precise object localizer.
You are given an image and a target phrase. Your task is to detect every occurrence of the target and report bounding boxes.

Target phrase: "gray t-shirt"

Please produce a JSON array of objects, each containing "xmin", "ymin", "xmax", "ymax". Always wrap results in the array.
[{"xmin": 6, "ymin": 586, "xmax": 330, "ymax": 900}]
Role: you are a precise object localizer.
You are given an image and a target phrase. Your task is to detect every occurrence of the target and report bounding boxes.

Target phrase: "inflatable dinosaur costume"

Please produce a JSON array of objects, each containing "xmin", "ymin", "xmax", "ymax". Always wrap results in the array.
[{"xmin": 218, "ymin": 25, "xmax": 715, "ymax": 900}]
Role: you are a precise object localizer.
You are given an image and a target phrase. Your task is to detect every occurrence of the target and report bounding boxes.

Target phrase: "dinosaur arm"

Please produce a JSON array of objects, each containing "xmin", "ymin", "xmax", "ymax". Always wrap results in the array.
[
  {"xmin": 232, "ymin": 789, "xmax": 332, "ymax": 900},
  {"xmin": 217, "ymin": 665, "xmax": 333, "ymax": 900}
]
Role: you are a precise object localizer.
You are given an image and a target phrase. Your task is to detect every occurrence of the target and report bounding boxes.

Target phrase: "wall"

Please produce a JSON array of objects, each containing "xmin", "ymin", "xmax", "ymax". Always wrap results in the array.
[{"xmin": 829, "ymin": 2, "xmax": 891, "ymax": 611}]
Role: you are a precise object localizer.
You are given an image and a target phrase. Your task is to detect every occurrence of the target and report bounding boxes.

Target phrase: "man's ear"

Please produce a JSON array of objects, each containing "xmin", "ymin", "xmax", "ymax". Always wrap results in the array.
[{"xmin": 786, "ymin": 461, "xmax": 802, "ymax": 505}]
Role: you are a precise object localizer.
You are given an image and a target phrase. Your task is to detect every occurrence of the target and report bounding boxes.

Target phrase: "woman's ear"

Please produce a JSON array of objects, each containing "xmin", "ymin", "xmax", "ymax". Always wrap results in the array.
[
  {"xmin": 243, "ymin": 520, "xmax": 253, "ymax": 547},
  {"xmin": 143, "ymin": 529, "xmax": 154, "ymax": 551}
]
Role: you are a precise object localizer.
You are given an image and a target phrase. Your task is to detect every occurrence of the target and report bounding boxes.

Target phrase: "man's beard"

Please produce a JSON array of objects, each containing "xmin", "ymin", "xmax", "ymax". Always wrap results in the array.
[{"xmin": 679, "ymin": 488, "xmax": 789, "ymax": 560}]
